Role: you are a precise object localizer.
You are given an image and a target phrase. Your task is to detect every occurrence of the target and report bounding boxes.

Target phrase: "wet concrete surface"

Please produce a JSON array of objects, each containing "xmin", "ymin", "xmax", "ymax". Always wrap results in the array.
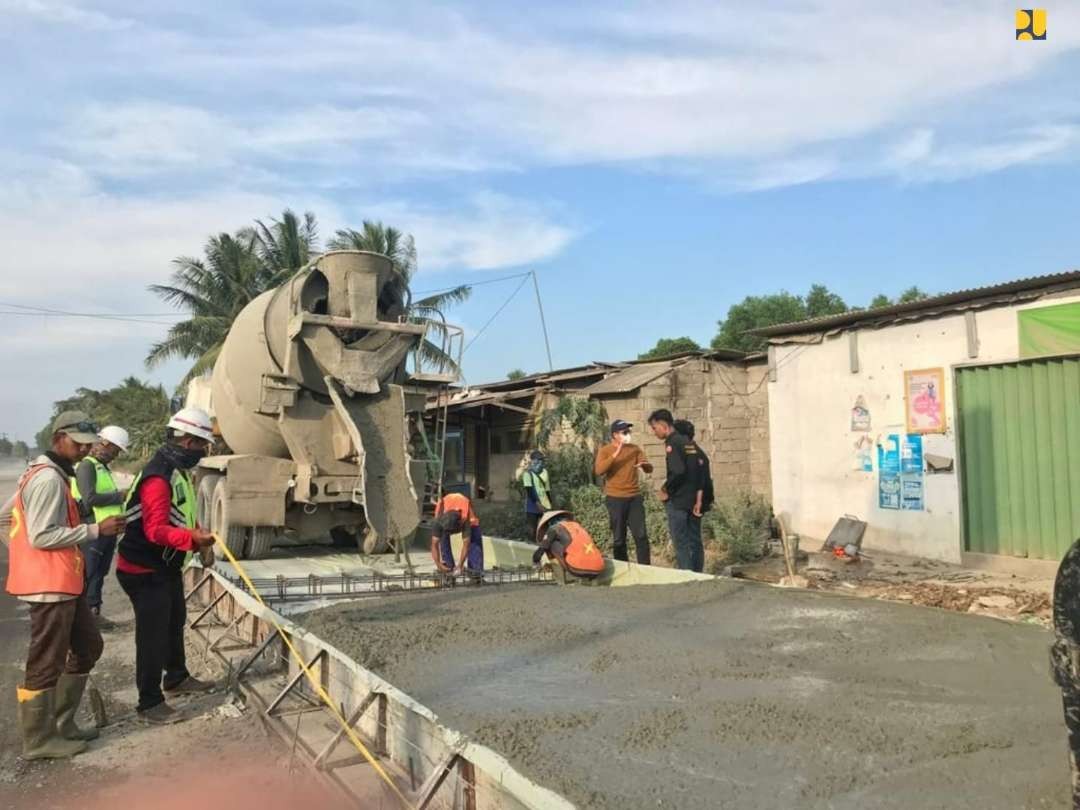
[{"xmin": 300, "ymin": 579, "xmax": 1070, "ymax": 809}]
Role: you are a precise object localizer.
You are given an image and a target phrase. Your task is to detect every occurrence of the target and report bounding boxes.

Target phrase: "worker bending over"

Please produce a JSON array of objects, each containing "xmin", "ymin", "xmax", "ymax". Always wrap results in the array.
[
  {"xmin": 532, "ymin": 511, "xmax": 605, "ymax": 582},
  {"xmin": 431, "ymin": 492, "xmax": 484, "ymax": 578}
]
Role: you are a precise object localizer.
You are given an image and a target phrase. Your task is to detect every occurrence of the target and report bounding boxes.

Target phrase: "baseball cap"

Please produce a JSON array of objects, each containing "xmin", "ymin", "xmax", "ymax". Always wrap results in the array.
[
  {"xmin": 52, "ymin": 410, "xmax": 99, "ymax": 444},
  {"xmin": 610, "ymin": 419, "xmax": 633, "ymax": 434}
]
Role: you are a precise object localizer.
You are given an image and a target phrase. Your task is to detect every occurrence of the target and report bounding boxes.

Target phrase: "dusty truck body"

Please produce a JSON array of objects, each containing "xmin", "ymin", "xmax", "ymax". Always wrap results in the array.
[{"xmin": 193, "ymin": 250, "xmax": 455, "ymax": 559}]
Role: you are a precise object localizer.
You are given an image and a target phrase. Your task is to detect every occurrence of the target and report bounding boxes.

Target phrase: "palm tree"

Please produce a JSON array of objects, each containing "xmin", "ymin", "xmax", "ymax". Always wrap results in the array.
[
  {"xmin": 328, "ymin": 221, "xmax": 471, "ymax": 373},
  {"xmin": 253, "ymin": 209, "xmax": 319, "ymax": 286},
  {"xmin": 145, "ymin": 230, "xmax": 267, "ymax": 381}
]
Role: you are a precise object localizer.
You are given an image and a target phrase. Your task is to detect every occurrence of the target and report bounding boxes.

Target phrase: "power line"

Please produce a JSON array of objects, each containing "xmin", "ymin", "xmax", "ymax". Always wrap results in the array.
[
  {"xmin": 0, "ymin": 301, "xmax": 181, "ymax": 325},
  {"xmin": 462, "ymin": 274, "xmax": 531, "ymax": 354},
  {"xmin": 412, "ymin": 271, "xmax": 531, "ymax": 296}
]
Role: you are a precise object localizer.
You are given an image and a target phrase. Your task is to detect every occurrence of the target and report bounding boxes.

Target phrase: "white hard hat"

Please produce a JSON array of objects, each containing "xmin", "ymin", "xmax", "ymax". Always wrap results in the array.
[
  {"xmin": 98, "ymin": 425, "xmax": 130, "ymax": 452},
  {"xmin": 167, "ymin": 407, "xmax": 214, "ymax": 443}
]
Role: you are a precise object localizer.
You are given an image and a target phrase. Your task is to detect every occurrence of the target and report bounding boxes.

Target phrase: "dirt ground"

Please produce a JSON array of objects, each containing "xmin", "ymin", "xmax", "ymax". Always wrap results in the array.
[
  {"xmin": 0, "ymin": 461, "xmax": 344, "ymax": 810},
  {"xmin": 735, "ymin": 547, "xmax": 1055, "ymax": 626},
  {"xmin": 301, "ymin": 580, "xmax": 1070, "ymax": 810}
]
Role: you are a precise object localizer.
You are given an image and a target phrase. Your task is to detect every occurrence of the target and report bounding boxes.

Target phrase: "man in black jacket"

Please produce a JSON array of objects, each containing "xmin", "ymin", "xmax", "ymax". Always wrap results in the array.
[
  {"xmin": 1052, "ymin": 538, "xmax": 1080, "ymax": 808},
  {"xmin": 674, "ymin": 420, "xmax": 714, "ymax": 515},
  {"xmin": 648, "ymin": 409, "xmax": 703, "ymax": 572}
]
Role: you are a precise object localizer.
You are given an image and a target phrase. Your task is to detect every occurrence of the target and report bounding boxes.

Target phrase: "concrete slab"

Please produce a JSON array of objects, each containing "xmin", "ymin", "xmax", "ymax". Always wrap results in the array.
[{"xmin": 299, "ymin": 578, "xmax": 1069, "ymax": 810}]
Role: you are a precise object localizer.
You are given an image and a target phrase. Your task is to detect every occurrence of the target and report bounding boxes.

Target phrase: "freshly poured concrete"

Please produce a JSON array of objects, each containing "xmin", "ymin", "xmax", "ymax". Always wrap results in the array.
[{"xmin": 300, "ymin": 580, "xmax": 1068, "ymax": 809}]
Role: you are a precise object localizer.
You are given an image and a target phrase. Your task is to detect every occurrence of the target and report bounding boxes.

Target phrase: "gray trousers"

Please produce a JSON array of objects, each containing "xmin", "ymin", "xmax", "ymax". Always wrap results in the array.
[{"xmin": 666, "ymin": 503, "xmax": 703, "ymax": 572}]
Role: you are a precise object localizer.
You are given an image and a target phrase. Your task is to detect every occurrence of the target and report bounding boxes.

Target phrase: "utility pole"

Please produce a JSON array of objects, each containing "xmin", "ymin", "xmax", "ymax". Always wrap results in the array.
[{"xmin": 531, "ymin": 270, "xmax": 554, "ymax": 372}]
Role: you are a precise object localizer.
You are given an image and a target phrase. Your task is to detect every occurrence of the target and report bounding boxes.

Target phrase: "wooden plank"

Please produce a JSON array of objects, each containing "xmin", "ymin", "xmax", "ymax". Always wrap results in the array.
[
  {"xmin": 416, "ymin": 753, "xmax": 458, "ymax": 810},
  {"xmin": 314, "ymin": 690, "xmax": 382, "ymax": 770}
]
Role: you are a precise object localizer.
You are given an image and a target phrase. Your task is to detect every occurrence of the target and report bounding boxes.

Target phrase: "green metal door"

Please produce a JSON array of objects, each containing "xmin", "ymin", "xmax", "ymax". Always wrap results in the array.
[{"xmin": 956, "ymin": 354, "xmax": 1080, "ymax": 560}]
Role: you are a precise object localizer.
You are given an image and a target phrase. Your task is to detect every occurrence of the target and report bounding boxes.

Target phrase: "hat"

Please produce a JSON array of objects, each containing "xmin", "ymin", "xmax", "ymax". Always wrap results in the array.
[
  {"xmin": 610, "ymin": 419, "xmax": 633, "ymax": 434},
  {"xmin": 52, "ymin": 410, "xmax": 99, "ymax": 444},
  {"xmin": 529, "ymin": 450, "xmax": 545, "ymax": 461}
]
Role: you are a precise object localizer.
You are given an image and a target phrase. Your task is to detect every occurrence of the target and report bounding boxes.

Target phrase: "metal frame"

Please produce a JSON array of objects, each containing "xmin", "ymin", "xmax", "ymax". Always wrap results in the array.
[{"xmin": 182, "ymin": 568, "xmax": 571, "ymax": 810}]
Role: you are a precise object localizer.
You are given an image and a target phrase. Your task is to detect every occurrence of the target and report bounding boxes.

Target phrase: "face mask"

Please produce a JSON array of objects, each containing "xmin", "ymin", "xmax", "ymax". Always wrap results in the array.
[
  {"xmin": 164, "ymin": 443, "xmax": 206, "ymax": 470},
  {"xmin": 622, "ymin": 431, "xmax": 632, "ymax": 442}
]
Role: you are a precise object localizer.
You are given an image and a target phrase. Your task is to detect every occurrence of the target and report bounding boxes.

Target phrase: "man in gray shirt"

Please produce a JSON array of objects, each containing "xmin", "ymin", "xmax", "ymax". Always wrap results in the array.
[
  {"xmin": 72, "ymin": 425, "xmax": 129, "ymax": 622},
  {"xmin": 2, "ymin": 411, "xmax": 124, "ymax": 759}
]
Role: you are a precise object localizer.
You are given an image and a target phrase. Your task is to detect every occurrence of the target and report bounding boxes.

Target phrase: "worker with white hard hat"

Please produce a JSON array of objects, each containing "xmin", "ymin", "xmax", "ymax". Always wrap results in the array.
[
  {"xmin": 532, "ymin": 510, "xmax": 606, "ymax": 583},
  {"xmin": 71, "ymin": 425, "xmax": 131, "ymax": 625},
  {"xmin": 115, "ymin": 407, "xmax": 217, "ymax": 724}
]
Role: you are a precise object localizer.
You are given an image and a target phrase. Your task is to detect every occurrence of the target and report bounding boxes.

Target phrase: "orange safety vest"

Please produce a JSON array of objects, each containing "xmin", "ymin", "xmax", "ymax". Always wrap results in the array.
[
  {"xmin": 436, "ymin": 493, "xmax": 479, "ymax": 527},
  {"xmin": 6, "ymin": 465, "xmax": 85, "ymax": 597},
  {"xmin": 560, "ymin": 521, "xmax": 605, "ymax": 576}
]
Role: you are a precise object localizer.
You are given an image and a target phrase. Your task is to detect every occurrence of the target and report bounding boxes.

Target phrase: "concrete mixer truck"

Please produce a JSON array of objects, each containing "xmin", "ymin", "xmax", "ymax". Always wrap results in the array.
[{"xmin": 188, "ymin": 250, "xmax": 459, "ymax": 560}]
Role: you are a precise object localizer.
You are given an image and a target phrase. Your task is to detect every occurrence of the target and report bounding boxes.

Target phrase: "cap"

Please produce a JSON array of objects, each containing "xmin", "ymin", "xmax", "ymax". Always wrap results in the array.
[
  {"xmin": 610, "ymin": 419, "xmax": 633, "ymax": 434},
  {"xmin": 52, "ymin": 410, "xmax": 99, "ymax": 444}
]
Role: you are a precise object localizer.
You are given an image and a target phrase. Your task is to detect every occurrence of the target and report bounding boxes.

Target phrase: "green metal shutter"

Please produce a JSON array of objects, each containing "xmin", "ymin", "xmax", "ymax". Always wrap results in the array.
[{"xmin": 957, "ymin": 355, "xmax": 1080, "ymax": 559}]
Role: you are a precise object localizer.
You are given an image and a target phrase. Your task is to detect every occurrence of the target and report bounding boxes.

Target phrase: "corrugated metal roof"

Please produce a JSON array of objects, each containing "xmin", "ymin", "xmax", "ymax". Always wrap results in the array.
[
  {"xmin": 750, "ymin": 270, "xmax": 1080, "ymax": 338},
  {"xmin": 579, "ymin": 361, "xmax": 675, "ymax": 396}
]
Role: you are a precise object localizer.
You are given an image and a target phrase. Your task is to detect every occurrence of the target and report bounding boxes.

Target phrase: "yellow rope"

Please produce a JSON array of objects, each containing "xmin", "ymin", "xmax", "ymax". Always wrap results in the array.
[{"xmin": 212, "ymin": 536, "xmax": 416, "ymax": 809}]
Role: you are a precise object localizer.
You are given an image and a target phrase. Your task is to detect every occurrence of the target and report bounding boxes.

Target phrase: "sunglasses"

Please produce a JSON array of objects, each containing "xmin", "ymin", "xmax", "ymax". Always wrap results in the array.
[{"xmin": 59, "ymin": 421, "xmax": 99, "ymax": 434}]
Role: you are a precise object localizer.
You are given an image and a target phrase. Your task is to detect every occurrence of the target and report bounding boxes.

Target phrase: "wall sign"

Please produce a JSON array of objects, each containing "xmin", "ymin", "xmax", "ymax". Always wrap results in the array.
[
  {"xmin": 851, "ymin": 395, "xmax": 871, "ymax": 432},
  {"xmin": 878, "ymin": 433, "xmax": 925, "ymax": 511},
  {"xmin": 904, "ymin": 368, "xmax": 946, "ymax": 435}
]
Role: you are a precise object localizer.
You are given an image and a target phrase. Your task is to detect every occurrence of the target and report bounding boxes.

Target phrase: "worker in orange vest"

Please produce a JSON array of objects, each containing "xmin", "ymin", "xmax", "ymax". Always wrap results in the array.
[
  {"xmin": 430, "ymin": 492, "xmax": 484, "ymax": 578},
  {"xmin": 2, "ymin": 411, "xmax": 125, "ymax": 760},
  {"xmin": 532, "ymin": 510, "xmax": 606, "ymax": 582}
]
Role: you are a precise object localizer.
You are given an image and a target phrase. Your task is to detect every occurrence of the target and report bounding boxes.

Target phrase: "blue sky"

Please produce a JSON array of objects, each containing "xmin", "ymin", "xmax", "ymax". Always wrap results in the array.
[{"xmin": 1, "ymin": 0, "xmax": 1079, "ymax": 442}]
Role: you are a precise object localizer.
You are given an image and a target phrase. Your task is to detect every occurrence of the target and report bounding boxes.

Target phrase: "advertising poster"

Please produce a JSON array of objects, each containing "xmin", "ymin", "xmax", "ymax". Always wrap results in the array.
[
  {"xmin": 877, "ymin": 434, "xmax": 901, "ymax": 509},
  {"xmin": 900, "ymin": 434, "xmax": 924, "ymax": 511},
  {"xmin": 904, "ymin": 368, "xmax": 946, "ymax": 434},
  {"xmin": 851, "ymin": 395, "xmax": 871, "ymax": 432}
]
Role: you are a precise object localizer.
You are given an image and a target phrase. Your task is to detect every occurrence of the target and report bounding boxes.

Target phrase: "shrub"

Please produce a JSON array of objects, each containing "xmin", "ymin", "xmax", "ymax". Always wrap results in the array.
[
  {"xmin": 701, "ymin": 489, "xmax": 772, "ymax": 565},
  {"xmin": 474, "ymin": 501, "xmax": 530, "ymax": 542}
]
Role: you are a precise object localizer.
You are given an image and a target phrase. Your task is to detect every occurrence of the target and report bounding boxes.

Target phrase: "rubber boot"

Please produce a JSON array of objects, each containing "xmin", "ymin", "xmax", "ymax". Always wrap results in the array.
[
  {"xmin": 55, "ymin": 674, "xmax": 100, "ymax": 741},
  {"xmin": 17, "ymin": 687, "xmax": 87, "ymax": 760}
]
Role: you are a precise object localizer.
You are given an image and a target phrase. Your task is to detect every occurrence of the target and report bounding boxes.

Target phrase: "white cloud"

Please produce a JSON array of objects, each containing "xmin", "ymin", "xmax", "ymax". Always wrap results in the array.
[
  {"xmin": 368, "ymin": 193, "xmax": 577, "ymax": 271},
  {"xmin": 1, "ymin": 0, "xmax": 132, "ymax": 30}
]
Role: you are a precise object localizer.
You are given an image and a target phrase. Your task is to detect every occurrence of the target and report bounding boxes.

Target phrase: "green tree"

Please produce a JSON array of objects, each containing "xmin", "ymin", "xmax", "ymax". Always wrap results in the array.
[
  {"xmin": 638, "ymin": 336, "xmax": 701, "ymax": 360},
  {"xmin": 0, "ymin": 437, "xmax": 11, "ymax": 456},
  {"xmin": 898, "ymin": 285, "xmax": 929, "ymax": 303},
  {"xmin": 805, "ymin": 284, "xmax": 848, "ymax": 318},
  {"xmin": 12, "ymin": 440, "xmax": 28, "ymax": 458},
  {"xmin": 252, "ymin": 209, "xmax": 319, "ymax": 285},
  {"xmin": 507, "ymin": 368, "xmax": 527, "ymax": 380},
  {"xmin": 712, "ymin": 284, "xmax": 852, "ymax": 353},
  {"xmin": 328, "ymin": 221, "xmax": 471, "ymax": 373},
  {"xmin": 869, "ymin": 293, "xmax": 893, "ymax": 309},
  {"xmin": 711, "ymin": 290, "xmax": 807, "ymax": 353},
  {"xmin": 146, "ymin": 230, "xmax": 267, "ymax": 381},
  {"xmin": 36, "ymin": 377, "xmax": 170, "ymax": 460}
]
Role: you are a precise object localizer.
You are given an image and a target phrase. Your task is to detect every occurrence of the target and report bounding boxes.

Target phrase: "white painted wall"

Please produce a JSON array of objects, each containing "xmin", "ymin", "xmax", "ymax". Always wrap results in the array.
[{"xmin": 768, "ymin": 292, "xmax": 1080, "ymax": 562}]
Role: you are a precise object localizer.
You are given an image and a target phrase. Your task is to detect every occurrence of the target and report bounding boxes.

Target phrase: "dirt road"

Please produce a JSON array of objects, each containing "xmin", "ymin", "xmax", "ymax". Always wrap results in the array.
[
  {"xmin": 302, "ymin": 580, "xmax": 1070, "ymax": 809},
  {"xmin": 0, "ymin": 459, "xmax": 331, "ymax": 810}
]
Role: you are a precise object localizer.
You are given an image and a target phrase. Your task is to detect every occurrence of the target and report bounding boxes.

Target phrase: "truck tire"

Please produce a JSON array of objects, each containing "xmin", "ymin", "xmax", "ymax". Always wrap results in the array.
[
  {"xmin": 210, "ymin": 478, "xmax": 248, "ymax": 560},
  {"xmin": 196, "ymin": 474, "xmax": 222, "ymax": 530},
  {"xmin": 329, "ymin": 526, "xmax": 360, "ymax": 550},
  {"xmin": 245, "ymin": 527, "xmax": 278, "ymax": 560}
]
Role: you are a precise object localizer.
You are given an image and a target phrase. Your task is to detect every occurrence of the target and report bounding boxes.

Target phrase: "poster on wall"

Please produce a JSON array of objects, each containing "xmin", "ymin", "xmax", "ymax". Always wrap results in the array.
[
  {"xmin": 904, "ymin": 368, "xmax": 946, "ymax": 434},
  {"xmin": 878, "ymin": 433, "xmax": 926, "ymax": 510},
  {"xmin": 877, "ymin": 434, "xmax": 901, "ymax": 509},
  {"xmin": 851, "ymin": 395, "xmax": 871, "ymax": 432},
  {"xmin": 853, "ymin": 435, "xmax": 874, "ymax": 472},
  {"xmin": 900, "ymin": 434, "xmax": 924, "ymax": 511}
]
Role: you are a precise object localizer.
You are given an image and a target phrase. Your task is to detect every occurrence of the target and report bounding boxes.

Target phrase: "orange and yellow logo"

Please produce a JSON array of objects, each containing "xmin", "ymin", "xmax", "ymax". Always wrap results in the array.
[{"xmin": 1016, "ymin": 9, "xmax": 1046, "ymax": 40}]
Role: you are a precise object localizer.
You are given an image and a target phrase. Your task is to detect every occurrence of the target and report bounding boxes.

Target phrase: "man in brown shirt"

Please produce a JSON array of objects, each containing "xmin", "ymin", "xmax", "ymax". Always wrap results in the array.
[{"xmin": 594, "ymin": 419, "xmax": 653, "ymax": 564}]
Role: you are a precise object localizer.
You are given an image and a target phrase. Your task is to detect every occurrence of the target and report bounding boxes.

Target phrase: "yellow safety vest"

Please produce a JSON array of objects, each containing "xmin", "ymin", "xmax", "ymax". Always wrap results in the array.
[{"xmin": 71, "ymin": 456, "xmax": 124, "ymax": 522}]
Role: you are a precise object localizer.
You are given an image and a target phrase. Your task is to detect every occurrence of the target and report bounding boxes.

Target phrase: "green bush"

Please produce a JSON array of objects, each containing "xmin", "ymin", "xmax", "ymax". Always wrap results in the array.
[
  {"xmin": 701, "ymin": 489, "xmax": 772, "ymax": 565},
  {"xmin": 474, "ymin": 501, "xmax": 530, "ymax": 542}
]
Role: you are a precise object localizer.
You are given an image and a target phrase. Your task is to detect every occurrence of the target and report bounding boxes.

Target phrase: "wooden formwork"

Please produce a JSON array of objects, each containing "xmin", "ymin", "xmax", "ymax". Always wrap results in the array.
[{"xmin": 183, "ymin": 567, "xmax": 575, "ymax": 810}]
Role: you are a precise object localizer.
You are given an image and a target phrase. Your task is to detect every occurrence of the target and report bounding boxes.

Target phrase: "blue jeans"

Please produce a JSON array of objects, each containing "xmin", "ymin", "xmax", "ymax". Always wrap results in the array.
[
  {"xmin": 84, "ymin": 533, "xmax": 117, "ymax": 610},
  {"xmin": 666, "ymin": 503, "xmax": 703, "ymax": 572},
  {"xmin": 439, "ymin": 525, "xmax": 484, "ymax": 572}
]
